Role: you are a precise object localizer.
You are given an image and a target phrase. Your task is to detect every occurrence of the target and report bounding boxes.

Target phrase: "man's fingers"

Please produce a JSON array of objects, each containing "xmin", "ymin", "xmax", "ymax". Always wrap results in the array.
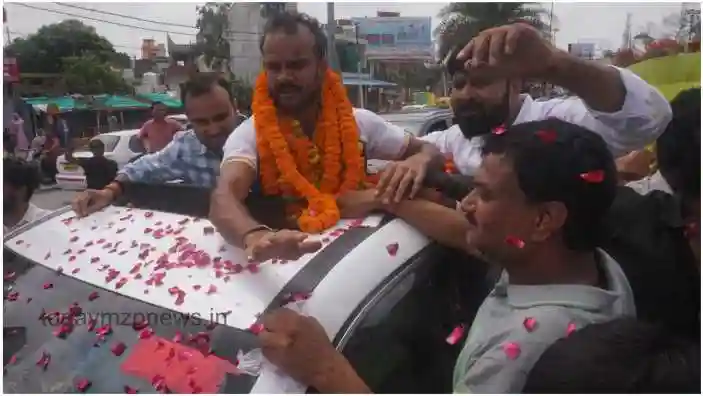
[
  {"xmin": 298, "ymin": 239, "xmax": 323, "ymax": 255},
  {"xmin": 488, "ymin": 29, "xmax": 507, "ymax": 66},
  {"xmin": 409, "ymin": 167, "xmax": 426, "ymax": 199},
  {"xmin": 393, "ymin": 171, "xmax": 415, "ymax": 203},
  {"xmin": 456, "ymin": 39, "xmax": 473, "ymax": 61},
  {"xmin": 504, "ymin": 26, "xmax": 520, "ymax": 56},
  {"xmin": 381, "ymin": 168, "xmax": 407, "ymax": 204},
  {"xmin": 470, "ymin": 34, "xmax": 490, "ymax": 66},
  {"xmin": 375, "ymin": 165, "xmax": 396, "ymax": 197},
  {"xmin": 259, "ymin": 330, "xmax": 292, "ymax": 350}
]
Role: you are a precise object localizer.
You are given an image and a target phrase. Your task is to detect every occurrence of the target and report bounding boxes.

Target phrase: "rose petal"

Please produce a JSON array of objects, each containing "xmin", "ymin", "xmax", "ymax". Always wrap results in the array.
[
  {"xmin": 76, "ymin": 378, "xmax": 92, "ymax": 392},
  {"xmin": 43, "ymin": 282, "xmax": 53, "ymax": 290},
  {"xmin": 88, "ymin": 291, "xmax": 100, "ymax": 301},
  {"xmin": 535, "ymin": 129, "xmax": 557, "ymax": 143},
  {"xmin": 386, "ymin": 242, "xmax": 399, "ymax": 256},
  {"xmin": 116, "ymin": 277, "xmax": 129, "ymax": 289},
  {"xmin": 111, "ymin": 342, "xmax": 127, "ymax": 356},
  {"xmin": 445, "ymin": 324, "xmax": 465, "ymax": 345},
  {"xmin": 6, "ymin": 291, "xmax": 19, "ymax": 301},
  {"xmin": 503, "ymin": 342, "xmax": 521, "ymax": 360},
  {"xmin": 505, "ymin": 235, "xmax": 525, "ymax": 249},
  {"xmin": 36, "ymin": 351, "xmax": 51, "ymax": 370},
  {"xmin": 248, "ymin": 323, "xmax": 264, "ymax": 335},
  {"xmin": 579, "ymin": 170, "xmax": 605, "ymax": 183},
  {"xmin": 71, "ymin": 268, "xmax": 80, "ymax": 275},
  {"xmin": 566, "ymin": 322, "xmax": 577, "ymax": 336},
  {"xmin": 139, "ymin": 328, "xmax": 155, "ymax": 339},
  {"xmin": 4, "ymin": 271, "xmax": 16, "ymax": 281},
  {"xmin": 492, "ymin": 124, "xmax": 507, "ymax": 135},
  {"xmin": 124, "ymin": 385, "xmax": 139, "ymax": 394},
  {"xmin": 523, "ymin": 317, "xmax": 537, "ymax": 332},
  {"xmin": 206, "ymin": 285, "xmax": 217, "ymax": 295}
]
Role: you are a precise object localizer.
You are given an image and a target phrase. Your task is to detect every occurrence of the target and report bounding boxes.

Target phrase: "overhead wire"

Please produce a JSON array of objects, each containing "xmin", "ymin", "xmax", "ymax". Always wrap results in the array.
[
  {"xmin": 52, "ymin": 2, "xmax": 197, "ymax": 29},
  {"xmin": 12, "ymin": 2, "xmax": 261, "ymax": 37}
]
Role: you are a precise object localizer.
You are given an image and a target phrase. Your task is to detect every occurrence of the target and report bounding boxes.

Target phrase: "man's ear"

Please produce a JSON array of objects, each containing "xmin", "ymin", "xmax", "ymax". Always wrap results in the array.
[{"xmin": 531, "ymin": 201, "xmax": 568, "ymax": 243}]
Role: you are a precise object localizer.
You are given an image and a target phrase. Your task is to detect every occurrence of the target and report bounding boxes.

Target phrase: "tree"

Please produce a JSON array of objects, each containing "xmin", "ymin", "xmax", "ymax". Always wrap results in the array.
[
  {"xmin": 7, "ymin": 19, "xmax": 130, "ymax": 75},
  {"xmin": 434, "ymin": 3, "xmax": 550, "ymax": 62},
  {"xmin": 62, "ymin": 55, "xmax": 132, "ymax": 95},
  {"xmin": 195, "ymin": 2, "xmax": 232, "ymax": 73}
]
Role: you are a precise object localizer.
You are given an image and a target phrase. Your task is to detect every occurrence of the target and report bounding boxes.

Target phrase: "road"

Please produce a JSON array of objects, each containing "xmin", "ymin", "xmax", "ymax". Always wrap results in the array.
[{"xmin": 32, "ymin": 188, "xmax": 75, "ymax": 211}]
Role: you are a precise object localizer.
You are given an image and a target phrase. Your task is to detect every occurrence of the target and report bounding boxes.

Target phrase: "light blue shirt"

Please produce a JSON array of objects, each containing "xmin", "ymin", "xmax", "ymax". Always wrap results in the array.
[{"xmin": 453, "ymin": 249, "xmax": 636, "ymax": 393}]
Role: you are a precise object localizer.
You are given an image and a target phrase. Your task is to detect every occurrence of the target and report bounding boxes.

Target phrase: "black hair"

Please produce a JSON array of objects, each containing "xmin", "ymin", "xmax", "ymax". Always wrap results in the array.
[
  {"xmin": 523, "ymin": 318, "xmax": 701, "ymax": 393},
  {"xmin": 89, "ymin": 139, "xmax": 105, "ymax": 150},
  {"xmin": 151, "ymin": 101, "xmax": 166, "ymax": 109},
  {"xmin": 4, "ymin": 157, "xmax": 41, "ymax": 202},
  {"xmin": 481, "ymin": 118, "xmax": 617, "ymax": 251},
  {"xmin": 179, "ymin": 72, "xmax": 234, "ymax": 106},
  {"xmin": 260, "ymin": 11, "xmax": 327, "ymax": 59},
  {"xmin": 656, "ymin": 87, "xmax": 700, "ymax": 199}
]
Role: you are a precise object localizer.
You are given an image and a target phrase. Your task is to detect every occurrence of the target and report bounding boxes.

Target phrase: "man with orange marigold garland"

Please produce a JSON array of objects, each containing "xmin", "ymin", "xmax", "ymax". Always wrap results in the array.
[{"xmin": 211, "ymin": 12, "xmax": 443, "ymax": 261}]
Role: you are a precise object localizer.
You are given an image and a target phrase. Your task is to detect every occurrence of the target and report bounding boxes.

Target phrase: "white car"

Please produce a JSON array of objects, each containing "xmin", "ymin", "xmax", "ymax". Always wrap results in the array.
[
  {"xmin": 3, "ymin": 183, "xmax": 487, "ymax": 393},
  {"xmin": 55, "ymin": 115, "xmax": 188, "ymax": 190},
  {"xmin": 56, "ymin": 129, "xmax": 145, "ymax": 191}
]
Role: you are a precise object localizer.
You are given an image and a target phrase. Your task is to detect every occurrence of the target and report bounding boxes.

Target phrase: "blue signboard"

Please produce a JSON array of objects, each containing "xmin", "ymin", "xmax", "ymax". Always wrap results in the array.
[{"xmin": 351, "ymin": 17, "xmax": 432, "ymax": 48}]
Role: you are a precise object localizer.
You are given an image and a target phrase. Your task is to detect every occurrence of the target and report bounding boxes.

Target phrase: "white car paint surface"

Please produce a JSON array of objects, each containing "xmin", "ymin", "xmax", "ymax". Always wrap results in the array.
[
  {"xmin": 56, "ymin": 129, "xmax": 143, "ymax": 190},
  {"xmin": 5, "ymin": 206, "xmax": 430, "ymax": 393}
]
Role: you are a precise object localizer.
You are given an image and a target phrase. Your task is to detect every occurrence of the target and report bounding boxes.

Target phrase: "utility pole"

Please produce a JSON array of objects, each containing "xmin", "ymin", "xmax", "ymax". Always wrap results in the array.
[
  {"xmin": 354, "ymin": 22, "xmax": 364, "ymax": 108},
  {"xmin": 326, "ymin": 2, "xmax": 341, "ymax": 73}
]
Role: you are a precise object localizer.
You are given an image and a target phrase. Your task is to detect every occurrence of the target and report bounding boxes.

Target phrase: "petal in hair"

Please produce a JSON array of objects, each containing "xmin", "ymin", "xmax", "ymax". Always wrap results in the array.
[
  {"xmin": 579, "ymin": 170, "xmax": 605, "ymax": 183},
  {"xmin": 535, "ymin": 129, "xmax": 557, "ymax": 143}
]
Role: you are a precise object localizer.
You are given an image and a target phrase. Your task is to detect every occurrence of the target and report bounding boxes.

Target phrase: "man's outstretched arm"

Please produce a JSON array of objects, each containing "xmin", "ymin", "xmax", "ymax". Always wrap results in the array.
[{"xmin": 210, "ymin": 161, "xmax": 265, "ymax": 247}]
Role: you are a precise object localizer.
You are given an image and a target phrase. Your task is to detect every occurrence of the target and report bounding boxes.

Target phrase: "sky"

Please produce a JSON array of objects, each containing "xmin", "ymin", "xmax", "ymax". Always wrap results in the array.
[{"xmin": 3, "ymin": 1, "xmax": 694, "ymax": 58}]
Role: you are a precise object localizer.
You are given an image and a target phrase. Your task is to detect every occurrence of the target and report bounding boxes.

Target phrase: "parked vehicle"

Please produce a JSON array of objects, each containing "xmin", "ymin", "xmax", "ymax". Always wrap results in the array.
[
  {"xmin": 381, "ymin": 109, "xmax": 453, "ymax": 137},
  {"xmin": 55, "ymin": 129, "xmax": 145, "ymax": 190},
  {"xmin": 368, "ymin": 109, "xmax": 454, "ymax": 174},
  {"xmin": 3, "ymin": 182, "xmax": 489, "ymax": 394}
]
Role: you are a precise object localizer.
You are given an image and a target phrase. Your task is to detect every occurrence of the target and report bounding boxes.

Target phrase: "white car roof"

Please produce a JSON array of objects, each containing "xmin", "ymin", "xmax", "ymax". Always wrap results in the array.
[{"xmin": 4, "ymin": 206, "xmax": 431, "ymax": 393}]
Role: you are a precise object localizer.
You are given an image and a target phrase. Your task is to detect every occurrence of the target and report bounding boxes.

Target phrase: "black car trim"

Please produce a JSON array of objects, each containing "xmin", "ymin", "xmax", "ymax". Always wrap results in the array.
[{"xmin": 262, "ymin": 214, "xmax": 394, "ymax": 314}]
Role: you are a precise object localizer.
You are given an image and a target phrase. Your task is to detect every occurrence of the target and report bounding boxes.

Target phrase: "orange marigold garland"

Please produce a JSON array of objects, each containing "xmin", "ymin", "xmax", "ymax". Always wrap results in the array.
[{"xmin": 253, "ymin": 69, "xmax": 365, "ymax": 233}]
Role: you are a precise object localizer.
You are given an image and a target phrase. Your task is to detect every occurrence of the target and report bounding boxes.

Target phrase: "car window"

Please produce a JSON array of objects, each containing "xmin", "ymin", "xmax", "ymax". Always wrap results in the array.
[
  {"xmin": 426, "ymin": 120, "xmax": 449, "ymax": 134},
  {"xmin": 128, "ymin": 135, "xmax": 145, "ymax": 154},
  {"xmin": 332, "ymin": 246, "xmax": 487, "ymax": 393},
  {"xmin": 91, "ymin": 135, "xmax": 120, "ymax": 153}
]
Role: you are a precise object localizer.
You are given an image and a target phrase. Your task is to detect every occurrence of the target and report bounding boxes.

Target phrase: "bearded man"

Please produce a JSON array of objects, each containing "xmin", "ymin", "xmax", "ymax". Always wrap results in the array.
[{"xmin": 210, "ymin": 12, "xmax": 443, "ymax": 261}]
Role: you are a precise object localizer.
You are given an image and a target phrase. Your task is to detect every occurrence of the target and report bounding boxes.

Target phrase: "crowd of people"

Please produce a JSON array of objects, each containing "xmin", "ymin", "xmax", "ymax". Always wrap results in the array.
[{"xmin": 3, "ymin": 10, "xmax": 700, "ymax": 393}]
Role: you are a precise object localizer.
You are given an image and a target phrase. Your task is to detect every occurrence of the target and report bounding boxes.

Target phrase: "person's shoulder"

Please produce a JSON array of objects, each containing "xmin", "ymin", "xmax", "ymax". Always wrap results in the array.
[{"xmin": 607, "ymin": 186, "xmax": 673, "ymax": 226}]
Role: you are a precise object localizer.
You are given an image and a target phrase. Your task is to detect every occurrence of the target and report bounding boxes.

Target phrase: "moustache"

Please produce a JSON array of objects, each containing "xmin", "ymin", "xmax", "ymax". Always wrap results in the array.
[{"xmin": 274, "ymin": 84, "xmax": 302, "ymax": 94}]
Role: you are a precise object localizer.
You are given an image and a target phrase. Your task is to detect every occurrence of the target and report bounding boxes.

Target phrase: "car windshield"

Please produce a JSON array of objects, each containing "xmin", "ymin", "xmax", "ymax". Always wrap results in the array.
[{"xmin": 78, "ymin": 135, "xmax": 120, "ymax": 153}]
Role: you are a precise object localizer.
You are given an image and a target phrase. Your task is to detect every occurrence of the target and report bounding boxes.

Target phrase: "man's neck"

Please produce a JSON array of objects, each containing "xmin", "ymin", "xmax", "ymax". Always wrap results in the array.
[
  {"xmin": 283, "ymin": 106, "xmax": 320, "ymax": 138},
  {"xmin": 505, "ymin": 245, "xmax": 600, "ymax": 286},
  {"xmin": 4, "ymin": 202, "xmax": 29, "ymax": 228}
]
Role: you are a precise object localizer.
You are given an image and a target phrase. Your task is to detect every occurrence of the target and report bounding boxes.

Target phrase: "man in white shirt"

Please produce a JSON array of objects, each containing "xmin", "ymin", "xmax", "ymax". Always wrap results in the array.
[
  {"xmin": 421, "ymin": 23, "xmax": 672, "ymax": 176},
  {"xmin": 4, "ymin": 158, "xmax": 50, "ymax": 233}
]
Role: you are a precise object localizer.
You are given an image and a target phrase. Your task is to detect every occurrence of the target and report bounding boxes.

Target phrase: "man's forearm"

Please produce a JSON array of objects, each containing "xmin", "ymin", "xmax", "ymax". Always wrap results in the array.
[
  {"xmin": 386, "ymin": 198, "xmax": 470, "ymax": 253},
  {"xmin": 210, "ymin": 187, "xmax": 262, "ymax": 247},
  {"xmin": 545, "ymin": 51, "xmax": 626, "ymax": 113}
]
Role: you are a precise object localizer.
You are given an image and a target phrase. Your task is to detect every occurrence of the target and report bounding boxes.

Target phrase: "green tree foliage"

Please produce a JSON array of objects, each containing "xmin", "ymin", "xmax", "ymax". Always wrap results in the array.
[
  {"xmin": 62, "ymin": 55, "xmax": 132, "ymax": 95},
  {"xmin": 434, "ymin": 3, "xmax": 550, "ymax": 61},
  {"xmin": 195, "ymin": 2, "xmax": 232, "ymax": 72},
  {"xmin": 7, "ymin": 19, "xmax": 130, "ymax": 73},
  {"xmin": 7, "ymin": 19, "xmax": 131, "ymax": 94}
]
